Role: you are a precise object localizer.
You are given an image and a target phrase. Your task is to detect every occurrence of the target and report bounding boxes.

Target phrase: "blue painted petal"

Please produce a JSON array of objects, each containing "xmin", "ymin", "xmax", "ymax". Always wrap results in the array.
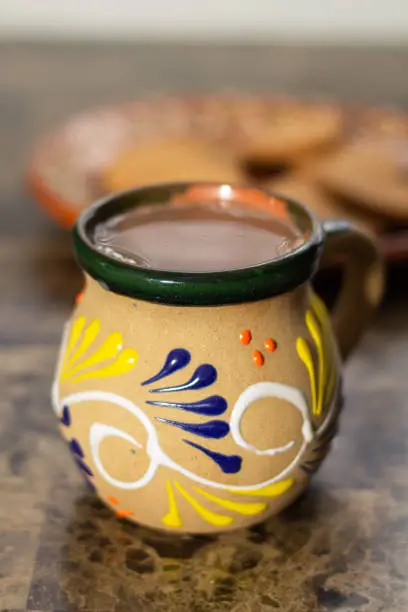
[
  {"xmin": 150, "ymin": 364, "xmax": 217, "ymax": 393},
  {"xmin": 75, "ymin": 458, "xmax": 94, "ymax": 477},
  {"xmin": 155, "ymin": 417, "xmax": 229, "ymax": 439},
  {"xmin": 146, "ymin": 395, "xmax": 227, "ymax": 416},
  {"xmin": 61, "ymin": 405, "xmax": 71, "ymax": 427},
  {"xmin": 183, "ymin": 439, "xmax": 242, "ymax": 474},
  {"xmin": 70, "ymin": 438, "xmax": 84, "ymax": 458},
  {"xmin": 142, "ymin": 348, "xmax": 191, "ymax": 386}
]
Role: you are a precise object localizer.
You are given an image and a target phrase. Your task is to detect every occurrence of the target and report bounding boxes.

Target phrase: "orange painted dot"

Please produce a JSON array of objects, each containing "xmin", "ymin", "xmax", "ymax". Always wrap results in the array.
[
  {"xmin": 240, "ymin": 329, "xmax": 252, "ymax": 345},
  {"xmin": 108, "ymin": 496, "xmax": 119, "ymax": 506},
  {"xmin": 116, "ymin": 509, "xmax": 134, "ymax": 519},
  {"xmin": 264, "ymin": 338, "xmax": 277, "ymax": 352},
  {"xmin": 75, "ymin": 289, "xmax": 85, "ymax": 304},
  {"xmin": 252, "ymin": 350, "xmax": 264, "ymax": 367}
]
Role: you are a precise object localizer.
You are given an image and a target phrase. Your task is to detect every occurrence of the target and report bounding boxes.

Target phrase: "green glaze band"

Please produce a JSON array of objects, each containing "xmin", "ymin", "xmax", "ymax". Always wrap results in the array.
[{"xmin": 73, "ymin": 182, "xmax": 325, "ymax": 306}]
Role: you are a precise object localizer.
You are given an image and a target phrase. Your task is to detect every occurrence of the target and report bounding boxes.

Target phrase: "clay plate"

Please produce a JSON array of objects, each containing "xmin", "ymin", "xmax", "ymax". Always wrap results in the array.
[{"xmin": 27, "ymin": 95, "xmax": 408, "ymax": 262}]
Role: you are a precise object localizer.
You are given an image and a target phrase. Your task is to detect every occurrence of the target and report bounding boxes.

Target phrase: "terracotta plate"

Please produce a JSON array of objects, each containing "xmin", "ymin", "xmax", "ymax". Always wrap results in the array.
[{"xmin": 27, "ymin": 95, "xmax": 408, "ymax": 262}]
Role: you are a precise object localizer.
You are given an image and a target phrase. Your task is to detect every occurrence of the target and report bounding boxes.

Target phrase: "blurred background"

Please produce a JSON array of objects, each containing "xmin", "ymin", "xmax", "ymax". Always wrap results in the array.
[
  {"xmin": 2, "ymin": 0, "xmax": 408, "ymax": 42},
  {"xmin": 1, "ymin": 2, "xmax": 408, "ymax": 248},
  {"xmin": 1, "ymin": 0, "xmax": 407, "ymax": 264}
]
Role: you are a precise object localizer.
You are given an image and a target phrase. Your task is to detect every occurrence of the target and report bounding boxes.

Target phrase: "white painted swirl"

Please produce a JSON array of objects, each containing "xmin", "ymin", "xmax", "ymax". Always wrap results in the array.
[
  {"xmin": 64, "ymin": 391, "xmax": 164, "ymax": 490},
  {"xmin": 90, "ymin": 424, "xmax": 156, "ymax": 490},
  {"xmin": 55, "ymin": 383, "xmax": 315, "ymax": 492},
  {"xmin": 230, "ymin": 381, "xmax": 313, "ymax": 454}
]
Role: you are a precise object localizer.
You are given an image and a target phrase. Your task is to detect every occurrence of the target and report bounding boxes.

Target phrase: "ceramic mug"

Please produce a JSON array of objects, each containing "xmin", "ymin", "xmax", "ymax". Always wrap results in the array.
[{"xmin": 52, "ymin": 182, "xmax": 383, "ymax": 533}]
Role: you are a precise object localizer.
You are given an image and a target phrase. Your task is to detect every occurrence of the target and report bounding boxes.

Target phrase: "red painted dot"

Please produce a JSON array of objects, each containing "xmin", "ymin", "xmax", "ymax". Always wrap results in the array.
[
  {"xmin": 240, "ymin": 329, "xmax": 252, "ymax": 345},
  {"xmin": 116, "ymin": 509, "xmax": 134, "ymax": 519},
  {"xmin": 252, "ymin": 350, "xmax": 264, "ymax": 367},
  {"xmin": 264, "ymin": 338, "xmax": 277, "ymax": 352},
  {"xmin": 75, "ymin": 289, "xmax": 85, "ymax": 304}
]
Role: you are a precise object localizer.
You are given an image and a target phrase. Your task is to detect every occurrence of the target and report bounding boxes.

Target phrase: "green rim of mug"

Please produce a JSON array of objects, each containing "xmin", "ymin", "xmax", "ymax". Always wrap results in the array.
[{"xmin": 73, "ymin": 182, "xmax": 324, "ymax": 306}]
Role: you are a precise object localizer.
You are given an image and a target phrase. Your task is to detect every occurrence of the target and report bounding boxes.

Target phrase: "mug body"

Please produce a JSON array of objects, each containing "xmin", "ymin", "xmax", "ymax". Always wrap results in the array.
[{"xmin": 52, "ymin": 182, "xmax": 342, "ymax": 533}]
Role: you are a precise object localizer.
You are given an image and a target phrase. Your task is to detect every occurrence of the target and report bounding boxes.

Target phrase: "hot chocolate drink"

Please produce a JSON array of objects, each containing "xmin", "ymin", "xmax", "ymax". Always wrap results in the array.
[{"xmin": 94, "ymin": 200, "xmax": 303, "ymax": 273}]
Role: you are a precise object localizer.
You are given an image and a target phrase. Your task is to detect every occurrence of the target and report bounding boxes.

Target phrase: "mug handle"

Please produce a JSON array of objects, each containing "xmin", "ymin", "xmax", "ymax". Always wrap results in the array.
[{"xmin": 319, "ymin": 220, "xmax": 385, "ymax": 361}]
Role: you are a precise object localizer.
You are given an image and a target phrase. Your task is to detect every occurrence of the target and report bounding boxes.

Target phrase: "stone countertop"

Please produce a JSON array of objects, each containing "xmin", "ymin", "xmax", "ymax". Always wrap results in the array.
[{"xmin": 1, "ymin": 43, "xmax": 408, "ymax": 612}]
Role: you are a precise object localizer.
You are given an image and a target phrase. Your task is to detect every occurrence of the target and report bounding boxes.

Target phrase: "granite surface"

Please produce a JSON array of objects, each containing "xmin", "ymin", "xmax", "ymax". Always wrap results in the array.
[{"xmin": 1, "ymin": 43, "xmax": 408, "ymax": 612}]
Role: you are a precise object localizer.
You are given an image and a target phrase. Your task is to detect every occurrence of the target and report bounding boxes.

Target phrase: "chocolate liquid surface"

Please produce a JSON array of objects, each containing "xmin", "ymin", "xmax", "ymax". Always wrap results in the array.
[{"xmin": 93, "ymin": 201, "xmax": 303, "ymax": 273}]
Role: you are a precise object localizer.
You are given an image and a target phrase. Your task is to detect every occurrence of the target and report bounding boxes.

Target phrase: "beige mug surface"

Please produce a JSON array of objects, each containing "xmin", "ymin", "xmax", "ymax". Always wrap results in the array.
[{"xmin": 53, "ymin": 278, "xmax": 343, "ymax": 533}]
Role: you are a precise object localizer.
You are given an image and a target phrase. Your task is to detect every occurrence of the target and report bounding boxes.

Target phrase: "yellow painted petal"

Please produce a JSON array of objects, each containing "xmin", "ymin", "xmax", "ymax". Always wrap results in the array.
[
  {"xmin": 66, "ymin": 316, "xmax": 85, "ymax": 354},
  {"xmin": 162, "ymin": 480, "xmax": 183, "ymax": 528},
  {"xmin": 63, "ymin": 331, "xmax": 123, "ymax": 380},
  {"xmin": 296, "ymin": 337, "xmax": 317, "ymax": 415},
  {"xmin": 69, "ymin": 349, "xmax": 138, "ymax": 383},
  {"xmin": 68, "ymin": 320, "xmax": 101, "ymax": 366},
  {"xmin": 306, "ymin": 310, "xmax": 324, "ymax": 416},
  {"xmin": 228, "ymin": 478, "xmax": 294, "ymax": 497},
  {"xmin": 174, "ymin": 481, "xmax": 233, "ymax": 527},
  {"xmin": 61, "ymin": 316, "xmax": 87, "ymax": 379},
  {"xmin": 193, "ymin": 487, "xmax": 267, "ymax": 515},
  {"xmin": 61, "ymin": 315, "xmax": 87, "ymax": 377},
  {"xmin": 310, "ymin": 292, "xmax": 329, "ymax": 325},
  {"xmin": 311, "ymin": 292, "xmax": 338, "ymax": 408}
]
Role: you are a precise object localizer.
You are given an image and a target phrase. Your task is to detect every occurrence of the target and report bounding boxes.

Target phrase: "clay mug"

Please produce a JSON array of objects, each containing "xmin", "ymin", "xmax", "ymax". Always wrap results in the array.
[{"xmin": 52, "ymin": 182, "xmax": 383, "ymax": 533}]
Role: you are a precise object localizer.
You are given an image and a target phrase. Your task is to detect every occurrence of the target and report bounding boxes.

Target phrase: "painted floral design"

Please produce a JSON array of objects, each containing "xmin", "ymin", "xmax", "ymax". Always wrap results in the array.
[
  {"xmin": 296, "ymin": 292, "xmax": 342, "ymax": 475},
  {"xmin": 58, "ymin": 315, "xmax": 138, "ymax": 385},
  {"xmin": 60, "ymin": 404, "xmax": 96, "ymax": 492},
  {"xmin": 296, "ymin": 292, "xmax": 339, "ymax": 418},
  {"xmin": 53, "ymin": 308, "xmax": 342, "ymax": 529}
]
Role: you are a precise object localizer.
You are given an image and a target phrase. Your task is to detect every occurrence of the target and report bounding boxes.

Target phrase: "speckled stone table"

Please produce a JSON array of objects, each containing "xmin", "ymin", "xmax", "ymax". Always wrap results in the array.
[{"xmin": 1, "ymin": 43, "xmax": 408, "ymax": 612}]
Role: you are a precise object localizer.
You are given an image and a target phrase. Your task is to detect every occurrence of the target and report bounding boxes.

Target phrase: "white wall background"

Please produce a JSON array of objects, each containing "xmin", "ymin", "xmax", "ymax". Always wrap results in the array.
[{"xmin": 1, "ymin": 0, "xmax": 408, "ymax": 43}]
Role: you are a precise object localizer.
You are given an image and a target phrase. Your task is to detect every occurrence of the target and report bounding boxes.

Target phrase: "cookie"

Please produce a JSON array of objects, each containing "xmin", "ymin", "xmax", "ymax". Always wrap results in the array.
[
  {"xmin": 239, "ymin": 103, "xmax": 343, "ymax": 168},
  {"xmin": 102, "ymin": 137, "xmax": 244, "ymax": 193},
  {"xmin": 267, "ymin": 174, "xmax": 387, "ymax": 234},
  {"xmin": 312, "ymin": 142, "xmax": 408, "ymax": 222},
  {"xmin": 351, "ymin": 107, "xmax": 408, "ymax": 140}
]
